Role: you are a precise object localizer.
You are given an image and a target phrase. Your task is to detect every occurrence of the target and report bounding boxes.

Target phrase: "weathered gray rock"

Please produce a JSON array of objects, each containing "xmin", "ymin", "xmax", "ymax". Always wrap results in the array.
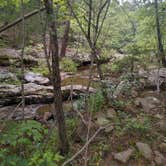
[
  {"xmin": 154, "ymin": 151, "xmax": 166, "ymax": 165},
  {"xmin": 0, "ymin": 104, "xmax": 39, "ymax": 120},
  {"xmin": 0, "ymin": 54, "xmax": 10, "ymax": 66},
  {"xmin": 106, "ymin": 108, "xmax": 117, "ymax": 119},
  {"xmin": 104, "ymin": 125, "xmax": 114, "ymax": 133},
  {"xmin": 24, "ymin": 72, "xmax": 50, "ymax": 85},
  {"xmin": 0, "ymin": 48, "xmax": 38, "ymax": 67},
  {"xmin": 0, "ymin": 83, "xmax": 96, "ymax": 106},
  {"xmin": 23, "ymin": 55, "xmax": 38, "ymax": 67},
  {"xmin": 157, "ymin": 119, "xmax": 166, "ymax": 133},
  {"xmin": 66, "ymin": 51, "xmax": 91, "ymax": 65},
  {"xmin": 138, "ymin": 68, "xmax": 166, "ymax": 89},
  {"xmin": 136, "ymin": 142, "xmax": 153, "ymax": 160},
  {"xmin": 131, "ymin": 90, "xmax": 138, "ymax": 98},
  {"xmin": 113, "ymin": 81, "xmax": 126, "ymax": 98},
  {"xmin": 96, "ymin": 113, "xmax": 110, "ymax": 126},
  {"xmin": 159, "ymin": 143, "xmax": 166, "ymax": 153},
  {"xmin": 0, "ymin": 48, "xmax": 20, "ymax": 66},
  {"xmin": 135, "ymin": 96, "xmax": 160, "ymax": 112},
  {"xmin": 113, "ymin": 148, "xmax": 134, "ymax": 163},
  {"xmin": 0, "ymin": 71, "xmax": 18, "ymax": 83}
]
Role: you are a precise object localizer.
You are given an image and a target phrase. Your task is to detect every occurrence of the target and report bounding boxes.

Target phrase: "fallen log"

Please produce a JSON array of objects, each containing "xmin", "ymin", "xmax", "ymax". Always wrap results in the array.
[{"xmin": 0, "ymin": 7, "xmax": 45, "ymax": 33}]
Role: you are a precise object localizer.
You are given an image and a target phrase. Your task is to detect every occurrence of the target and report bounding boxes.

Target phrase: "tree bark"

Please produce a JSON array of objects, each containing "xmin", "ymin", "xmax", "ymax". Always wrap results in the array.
[
  {"xmin": 154, "ymin": 0, "xmax": 166, "ymax": 67},
  {"xmin": 60, "ymin": 20, "xmax": 70, "ymax": 57},
  {"xmin": 44, "ymin": 0, "xmax": 69, "ymax": 155},
  {"xmin": 20, "ymin": 0, "xmax": 25, "ymax": 119}
]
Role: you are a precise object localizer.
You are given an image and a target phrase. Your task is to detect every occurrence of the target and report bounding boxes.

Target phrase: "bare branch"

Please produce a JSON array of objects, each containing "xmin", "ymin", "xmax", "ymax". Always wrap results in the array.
[{"xmin": 62, "ymin": 126, "xmax": 107, "ymax": 166}]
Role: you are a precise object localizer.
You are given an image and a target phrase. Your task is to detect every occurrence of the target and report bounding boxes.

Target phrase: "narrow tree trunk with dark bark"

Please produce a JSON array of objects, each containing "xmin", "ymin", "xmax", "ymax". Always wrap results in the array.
[
  {"xmin": 20, "ymin": 0, "xmax": 25, "ymax": 119},
  {"xmin": 154, "ymin": 0, "xmax": 166, "ymax": 67},
  {"xmin": 60, "ymin": 20, "xmax": 70, "ymax": 57},
  {"xmin": 44, "ymin": 0, "xmax": 69, "ymax": 155}
]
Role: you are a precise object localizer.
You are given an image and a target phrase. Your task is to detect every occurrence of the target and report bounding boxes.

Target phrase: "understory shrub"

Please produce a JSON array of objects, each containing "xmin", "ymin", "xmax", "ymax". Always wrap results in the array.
[
  {"xmin": 60, "ymin": 57, "xmax": 78, "ymax": 73},
  {"xmin": 0, "ymin": 120, "xmax": 63, "ymax": 166}
]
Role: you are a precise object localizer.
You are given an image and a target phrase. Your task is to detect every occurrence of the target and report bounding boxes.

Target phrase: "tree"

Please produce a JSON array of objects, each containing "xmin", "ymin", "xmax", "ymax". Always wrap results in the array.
[
  {"xmin": 67, "ymin": 0, "xmax": 111, "ymax": 100},
  {"xmin": 154, "ymin": 0, "xmax": 166, "ymax": 66},
  {"xmin": 60, "ymin": 20, "xmax": 70, "ymax": 57},
  {"xmin": 20, "ymin": 0, "xmax": 25, "ymax": 119},
  {"xmin": 43, "ymin": 0, "xmax": 69, "ymax": 155}
]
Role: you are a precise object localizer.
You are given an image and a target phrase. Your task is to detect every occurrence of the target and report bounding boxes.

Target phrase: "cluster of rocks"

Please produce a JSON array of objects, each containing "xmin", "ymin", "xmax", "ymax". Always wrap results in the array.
[
  {"xmin": 0, "ymin": 48, "xmax": 38, "ymax": 67},
  {"xmin": 113, "ymin": 142, "xmax": 166, "ymax": 165},
  {"xmin": 135, "ymin": 96, "xmax": 161, "ymax": 113},
  {"xmin": 66, "ymin": 50, "xmax": 91, "ymax": 66},
  {"xmin": 138, "ymin": 68, "xmax": 166, "ymax": 89}
]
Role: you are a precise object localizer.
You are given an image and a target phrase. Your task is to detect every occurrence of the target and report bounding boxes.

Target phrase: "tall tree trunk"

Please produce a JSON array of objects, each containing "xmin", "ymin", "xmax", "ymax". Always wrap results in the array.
[
  {"xmin": 44, "ymin": 0, "xmax": 69, "ymax": 155},
  {"xmin": 154, "ymin": 0, "xmax": 166, "ymax": 67},
  {"xmin": 20, "ymin": 0, "xmax": 25, "ymax": 119},
  {"xmin": 60, "ymin": 20, "xmax": 70, "ymax": 57}
]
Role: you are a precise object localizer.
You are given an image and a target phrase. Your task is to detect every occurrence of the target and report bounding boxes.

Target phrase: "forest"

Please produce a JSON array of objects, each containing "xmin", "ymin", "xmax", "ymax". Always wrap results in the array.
[{"xmin": 0, "ymin": 0, "xmax": 166, "ymax": 165}]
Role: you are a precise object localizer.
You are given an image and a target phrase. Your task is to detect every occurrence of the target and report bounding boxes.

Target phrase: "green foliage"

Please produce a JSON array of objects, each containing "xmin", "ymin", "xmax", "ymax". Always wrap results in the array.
[
  {"xmin": 60, "ymin": 57, "xmax": 78, "ymax": 73},
  {"xmin": 31, "ymin": 60, "xmax": 50, "ymax": 76},
  {"xmin": 112, "ymin": 100, "xmax": 126, "ymax": 110},
  {"xmin": 88, "ymin": 91, "xmax": 104, "ymax": 113},
  {"xmin": 73, "ymin": 94, "xmax": 86, "ymax": 111},
  {"xmin": 1, "ymin": 120, "xmax": 45, "ymax": 148},
  {"xmin": 29, "ymin": 151, "xmax": 63, "ymax": 166},
  {"xmin": 113, "ymin": 111, "xmax": 151, "ymax": 136},
  {"xmin": 101, "ymin": 64, "xmax": 111, "ymax": 74},
  {"xmin": 110, "ymin": 63, "xmax": 121, "ymax": 73},
  {"xmin": 124, "ymin": 116, "xmax": 151, "ymax": 134},
  {"xmin": 0, "ymin": 120, "xmax": 65, "ymax": 166},
  {"xmin": 111, "ymin": 55, "xmax": 139, "ymax": 73},
  {"xmin": 0, "ymin": 120, "xmax": 52, "ymax": 166},
  {"xmin": 32, "ymin": 66, "xmax": 49, "ymax": 76},
  {"xmin": 66, "ymin": 118, "xmax": 78, "ymax": 140},
  {"xmin": 98, "ymin": 49, "xmax": 111, "ymax": 62},
  {"xmin": 0, "ymin": 75, "xmax": 20, "ymax": 85}
]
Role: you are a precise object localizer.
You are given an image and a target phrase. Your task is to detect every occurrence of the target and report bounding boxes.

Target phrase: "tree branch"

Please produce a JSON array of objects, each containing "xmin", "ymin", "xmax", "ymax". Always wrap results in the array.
[{"xmin": 0, "ymin": 7, "xmax": 45, "ymax": 33}]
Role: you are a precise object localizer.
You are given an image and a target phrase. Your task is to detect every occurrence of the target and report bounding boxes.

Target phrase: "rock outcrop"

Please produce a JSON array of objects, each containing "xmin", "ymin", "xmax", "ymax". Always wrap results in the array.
[
  {"xmin": 0, "ymin": 83, "xmax": 96, "ymax": 106},
  {"xmin": 138, "ymin": 68, "xmax": 166, "ymax": 89}
]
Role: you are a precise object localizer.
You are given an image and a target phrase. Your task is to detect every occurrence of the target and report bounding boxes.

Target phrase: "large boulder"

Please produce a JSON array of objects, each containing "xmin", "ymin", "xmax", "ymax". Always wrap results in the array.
[
  {"xmin": 154, "ymin": 151, "xmax": 166, "ymax": 165},
  {"xmin": 157, "ymin": 119, "xmax": 166, "ymax": 133},
  {"xmin": 22, "ymin": 55, "xmax": 38, "ymax": 67},
  {"xmin": 0, "ymin": 48, "xmax": 38, "ymax": 67},
  {"xmin": 113, "ymin": 148, "xmax": 134, "ymax": 164},
  {"xmin": 135, "ymin": 96, "xmax": 161, "ymax": 113},
  {"xmin": 0, "ymin": 104, "xmax": 39, "ymax": 120},
  {"xmin": 136, "ymin": 142, "xmax": 153, "ymax": 160},
  {"xmin": 0, "ymin": 48, "xmax": 20, "ymax": 66},
  {"xmin": 24, "ymin": 72, "xmax": 50, "ymax": 85},
  {"xmin": 159, "ymin": 142, "xmax": 166, "ymax": 153},
  {"xmin": 66, "ymin": 50, "xmax": 91, "ymax": 66},
  {"xmin": 0, "ymin": 55, "xmax": 10, "ymax": 66},
  {"xmin": 138, "ymin": 68, "xmax": 166, "ymax": 89}
]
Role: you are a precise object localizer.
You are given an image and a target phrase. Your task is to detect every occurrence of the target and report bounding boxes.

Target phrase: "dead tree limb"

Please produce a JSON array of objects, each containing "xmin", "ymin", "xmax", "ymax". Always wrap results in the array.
[
  {"xmin": 62, "ymin": 126, "xmax": 106, "ymax": 166},
  {"xmin": 0, "ymin": 7, "xmax": 45, "ymax": 33}
]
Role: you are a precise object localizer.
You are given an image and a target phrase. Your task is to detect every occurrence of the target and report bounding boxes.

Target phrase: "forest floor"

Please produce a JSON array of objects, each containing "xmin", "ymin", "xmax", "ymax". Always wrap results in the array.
[{"xmin": 0, "ymin": 44, "xmax": 166, "ymax": 165}]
